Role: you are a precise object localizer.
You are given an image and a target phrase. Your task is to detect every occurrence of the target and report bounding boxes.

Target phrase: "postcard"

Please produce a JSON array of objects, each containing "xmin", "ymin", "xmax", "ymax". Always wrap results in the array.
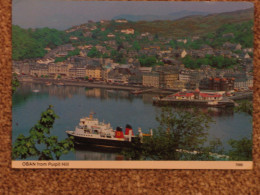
[{"xmin": 11, "ymin": 0, "xmax": 254, "ymax": 169}]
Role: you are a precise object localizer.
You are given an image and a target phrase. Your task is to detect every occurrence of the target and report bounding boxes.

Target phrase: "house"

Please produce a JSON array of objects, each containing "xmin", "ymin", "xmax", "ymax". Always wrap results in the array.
[
  {"xmin": 138, "ymin": 67, "xmax": 152, "ymax": 73},
  {"xmin": 209, "ymin": 77, "xmax": 235, "ymax": 91},
  {"xmin": 159, "ymin": 72, "xmax": 179, "ymax": 89},
  {"xmin": 115, "ymin": 19, "xmax": 128, "ymax": 23},
  {"xmin": 30, "ymin": 65, "xmax": 49, "ymax": 77},
  {"xmin": 86, "ymin": 65, "xmax": 102, "ymax": 80},
  {"xmin": 172, "ymin": 92, "xmax": 195, "ymax": 100},
  {"xmin": 177, "ymin": 39, "xmax": 187, "ymax": 44},
  {"xmin": 244, "ymin": 53, "xmax": 251, "ymax": 59},
  {"xmin": 83, "ymin": 32, "xmax": 92, "ymax": 37},
  {"xmin": 55, "ymin": 51, "xmax": 68, "ymax": 57},
  {"xmin": 121, "ymin": 28, "xmax": 135, "ymax": 34},
  {"xmin": 36, "ymin": 58, "xmax": 55, "ymax": 65},
  {"xmin": 222, "ymin": 33, "xmax": 234, "ymax": 38},
  {"xmin": 128, "ymin": 72, "xmax": 143, "ymax": 85},
  {"xmin": 191, "ymin": 36, "xmax": 200, "ymax": 41},
  {"xmin": 170, "ymin": 89, "xmax": 223, "ymax": 101},
  {"xmin": 234, "ymin": 77, "xmax": 253, "ymax": 89},
  {"xmin": 48, "ymin": 63, "xmax": 72, "ymax": 77},
  {"xmin": 181, "ymin": 50, "xmax": 187, "ymax": 58},
  {"xmin": 107, "ymin": 33, "xmax": 115, "ymax": 38},
  {"xmin": 142, "ymin": 72, "xmax": 160, "ymax": 88},
  {"xmin": 70, "ymin": 36, "xmax": 78, "ymax": 41},
  {"xmin": 223, "ymin": 42, "xmax": 242, "ymax": 50},
  {"xmin": 69, "ymin": 67, "xmax": 86, "ymax": 78}
]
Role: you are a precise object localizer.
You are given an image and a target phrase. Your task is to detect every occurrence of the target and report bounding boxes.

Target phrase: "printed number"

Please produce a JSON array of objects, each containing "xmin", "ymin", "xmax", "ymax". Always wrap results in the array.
[{"xmin": 236, "ymin": 163, "xmax": 243, "ymax": 166}]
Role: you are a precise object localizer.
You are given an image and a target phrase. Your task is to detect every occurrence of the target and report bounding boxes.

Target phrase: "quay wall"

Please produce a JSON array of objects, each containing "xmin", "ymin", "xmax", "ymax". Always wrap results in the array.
[
  {"xmin": 153, "ymin": 99, "xmax": 235, "ymax": 108},
  {"xmin": 18, "ymin": 77, "xmax": 174, "ymax": 94}
]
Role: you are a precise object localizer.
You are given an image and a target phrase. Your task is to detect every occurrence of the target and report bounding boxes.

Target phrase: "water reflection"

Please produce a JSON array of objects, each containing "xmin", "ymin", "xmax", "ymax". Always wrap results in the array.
[
  {"xmin": 74, "ymin": 144, "xmax": 124, "ymax": 160},
  {"xmin": 14, "ymin": 83, "xmax": 235, "ymax": 117}
]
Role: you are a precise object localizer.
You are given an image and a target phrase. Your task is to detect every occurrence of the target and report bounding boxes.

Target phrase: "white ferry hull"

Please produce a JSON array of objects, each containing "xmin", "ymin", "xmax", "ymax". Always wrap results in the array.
[{"xmin": 66, "ymin": 131, "xmax": 137, "ymax": 148}]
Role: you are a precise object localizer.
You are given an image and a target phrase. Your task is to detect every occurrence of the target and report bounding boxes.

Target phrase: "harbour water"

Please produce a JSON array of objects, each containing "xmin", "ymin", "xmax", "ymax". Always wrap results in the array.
[{"xmin": 12, "ymin": 82, "xmax": 252, "ymax": 160}]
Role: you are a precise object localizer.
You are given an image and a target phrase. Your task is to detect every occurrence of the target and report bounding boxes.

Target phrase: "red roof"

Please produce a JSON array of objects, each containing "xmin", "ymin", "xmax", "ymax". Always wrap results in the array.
[
  {"xmin": 200, "ymin": 93, "xmax": 222, "ymax": 98},
  {"xmin": 174, "ymin": 92, "xmax": 194, "ymax": 97}
]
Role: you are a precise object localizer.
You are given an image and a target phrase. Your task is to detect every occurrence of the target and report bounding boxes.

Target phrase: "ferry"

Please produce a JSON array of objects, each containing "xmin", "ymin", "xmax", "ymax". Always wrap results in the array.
[{"xmin": 66, "ymin": 113, "xmax": 150, "ymax": 148}]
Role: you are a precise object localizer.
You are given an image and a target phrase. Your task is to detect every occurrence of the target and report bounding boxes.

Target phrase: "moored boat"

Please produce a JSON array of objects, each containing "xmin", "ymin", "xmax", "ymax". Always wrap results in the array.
[
  {"xmin": 45, "ymin": 82, "xmax": 52, "ymax": 86},
  {"xmin": 32, "ymin": 89, "xmax": 40, "ymax": 93},
  {"xmin": 56, "ymin": 82, "xmax": 64, "ymax": 86}
]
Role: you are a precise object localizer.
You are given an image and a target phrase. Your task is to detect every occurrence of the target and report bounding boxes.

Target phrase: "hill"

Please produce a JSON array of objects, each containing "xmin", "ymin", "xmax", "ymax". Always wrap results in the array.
[
  {"xmin": 110, "ymin": 8, "xmax": 253, "ymax": 38},
  {"xmin": 113, "ymin": 10, "xmax": 209, "ymax": 21}
]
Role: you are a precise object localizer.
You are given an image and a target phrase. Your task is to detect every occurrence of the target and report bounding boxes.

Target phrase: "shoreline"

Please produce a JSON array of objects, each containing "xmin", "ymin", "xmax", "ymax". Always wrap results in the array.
[
  {"xmin": 18, "ymin": 77, "xmax": 176, "ymax": 94},
  {"xmin": 18, "ymin": 77, "xmax": 253, "ymax": 100}
]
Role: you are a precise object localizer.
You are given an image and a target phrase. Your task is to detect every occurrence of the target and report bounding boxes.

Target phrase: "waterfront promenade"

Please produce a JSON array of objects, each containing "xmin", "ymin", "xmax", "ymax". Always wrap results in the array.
[{"xmin": 18, "ymin": 77, "xmax": 175, "ymax": 94}]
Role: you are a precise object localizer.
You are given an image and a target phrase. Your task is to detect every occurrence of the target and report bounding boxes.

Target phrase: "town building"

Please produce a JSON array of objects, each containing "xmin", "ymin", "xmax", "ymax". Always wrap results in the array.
[
  {"xmin": 209, "ymin": 77, "xmax": 235, "ymax": 91},
  {"xmin": 69, "ymin": 67, "xmax": 86, "ymax": 78},
  {"xmin": 30, "ymin": 65, "xmax": 49, "ymax": 77},
  {"xmin": 48, "ymin": 63, "xmax": 72, "ymax": 77},
  {"xmin": 121, "ymin": 28, "xmax": 135, "ymax": 34},
  {"xmin": 159, "ymin": 72, "xmax": 179, "ymax": 89},
  {"xmin": 170, "ymin": 89, "xmax": 223, "ymax": 101},
  {"xmin": 142, "ymin": 72, "xmax": 160, "ymax": 88},
  {"xmin": 86, "ymin": 65, "xmax": 102, "ymax": 80}
]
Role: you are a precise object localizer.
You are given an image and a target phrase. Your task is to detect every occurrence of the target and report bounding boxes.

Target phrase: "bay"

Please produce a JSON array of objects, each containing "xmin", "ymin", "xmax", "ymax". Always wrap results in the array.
[{"xmin": 12, "ymin": 82, "xmax": 252, "ymax": 160}]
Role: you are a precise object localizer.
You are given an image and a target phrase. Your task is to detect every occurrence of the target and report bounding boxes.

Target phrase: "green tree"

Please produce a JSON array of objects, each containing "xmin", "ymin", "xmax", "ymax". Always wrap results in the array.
[
  {"xmin": 228, "ymin": 137, "xmax": 252, "ymax": 160},
  {"xmin": 133, "ymin": 41, "xmax": 141, "ymax": 51},
  {"xmin": 12, "ymin": 73, "xmax": 20, "ymax": 94},
  {"xmin": 87, "ymin": 47, "xmax": 102, "ymax": 58},
  {"xmin": 12, "ymin": 105, "xmax": 74, "ymax": 160},
  {"xmin": 227, "ymin": 100, "xmax": 253, "ymax": 161},
  {"xmin": 138, "ymin": 55, "xmax": 157, "ymax": 67},
  {"xmin": 235, "ymin": 100, "xmax": 253, "ymax": 116},
  {"xmin": 123, "ymin": 107, "xmax": 214, "ymax": 160}
]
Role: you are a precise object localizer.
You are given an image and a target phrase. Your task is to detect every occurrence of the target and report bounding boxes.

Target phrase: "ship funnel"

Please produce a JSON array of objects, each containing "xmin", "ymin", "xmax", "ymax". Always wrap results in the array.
[{"xmin": 125, "ymin": 124, "xmax": 134, "ymax": 136}]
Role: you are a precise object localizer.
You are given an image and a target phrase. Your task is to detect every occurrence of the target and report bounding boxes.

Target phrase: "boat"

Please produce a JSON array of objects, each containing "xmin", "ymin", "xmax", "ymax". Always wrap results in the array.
[
  {"xmin": 57, "ymin": 82, "xmax": 64, "ymax": 86},
  {"xmin": 66, "ymin": 113, "xmax": 148, "ymax": 148},
  {"xmin": 45, "ymin": 82, "xmax": 52, "ymax": 86},
  {"xmin": 131, "ymin": 90, "xmax": 142, "ymax": 95},
  {"xmin": 32, "ymin": 89, "xmax": 40, "ymax": 93}
]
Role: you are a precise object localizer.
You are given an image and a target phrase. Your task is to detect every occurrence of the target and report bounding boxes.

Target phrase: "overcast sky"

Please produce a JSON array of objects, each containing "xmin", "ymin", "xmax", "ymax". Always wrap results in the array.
[{"xmin": 12, "ymin": 0, "xmax": 254, "ymax": 30}]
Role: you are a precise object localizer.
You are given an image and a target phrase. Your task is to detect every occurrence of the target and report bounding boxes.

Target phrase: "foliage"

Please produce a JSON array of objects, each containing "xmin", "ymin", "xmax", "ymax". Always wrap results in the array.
[
  {"xmin": 226, "ymin": 100, "xmax": 253, "ymax": 161},
  {"xmin": 54, "ymin": 48, "xmax": 80, "ymax": 62},
  {"xmin": 133, "ymin": 41, "xmax": 141, "ymax": 51},
  {"xmin": 12, "ymin": 25, "xmax": 69, "ymax": 60},
  {"xmin": 12, "ymin": 73, "xmax": 20, "ymax": 93},
  {"xmin": 123, "ymin": 107, "xmax": 214, "ymax": 160},
  {"xmin": 182, "ymin": 55, "xmax": 238, "ymax": 69},
  {"xmin": 228, "ymin": 137, "xmax": 252, "ymax": 160},
  {"xmin": 87, "ymin": 47, "xmax": 102, "ymax": 58},
  {"xmin": 235, "ymin": 100, "xmax": 253, "ymax": 116},
  {"xmin": 55, "ymin": 57, "xmax": 67, "ymax": 63},
  {"xmin": 138, "ymin": 55, "xmax": 157, "ymax": 67},
  {"xmin": 110, "ymin": 49, "xmax": 126, "ymax": 64},
  {"xmin": 210, "ymin": 20, "xmax": 253, "ymax": 48},
  {"xmin": 12, "ymin": 105, "xmax": 74, "ymax": 160}
]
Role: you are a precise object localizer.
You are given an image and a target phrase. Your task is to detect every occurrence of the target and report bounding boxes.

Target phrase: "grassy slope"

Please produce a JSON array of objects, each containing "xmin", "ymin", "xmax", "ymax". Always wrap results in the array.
[{"xmin": 107, "ymin": 8, "xmax": 253, "ymax": 38}]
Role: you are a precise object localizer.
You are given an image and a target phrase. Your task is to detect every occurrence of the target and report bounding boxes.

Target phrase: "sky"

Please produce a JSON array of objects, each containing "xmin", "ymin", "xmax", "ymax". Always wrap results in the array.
[{"xmin": 12, "ymin": 0, "xmax": 254, "ymax": 30}]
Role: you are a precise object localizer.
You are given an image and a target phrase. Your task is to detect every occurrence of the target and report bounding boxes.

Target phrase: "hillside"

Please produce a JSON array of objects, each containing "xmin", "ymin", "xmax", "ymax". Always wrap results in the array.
[
  {"xmin": 109, "ymin": 8, "xmax": 253, "ymax": 38},
  {"xmin": 112, "ymin": 10, "xmax": 209, "ymax": 22}
]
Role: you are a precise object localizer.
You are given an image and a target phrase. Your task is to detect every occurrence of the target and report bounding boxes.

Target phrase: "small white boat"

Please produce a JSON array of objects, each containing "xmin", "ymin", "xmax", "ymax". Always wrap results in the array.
[{"xmin": 32, "ymin": 89, "xmax": 40, "ymax": 93}]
